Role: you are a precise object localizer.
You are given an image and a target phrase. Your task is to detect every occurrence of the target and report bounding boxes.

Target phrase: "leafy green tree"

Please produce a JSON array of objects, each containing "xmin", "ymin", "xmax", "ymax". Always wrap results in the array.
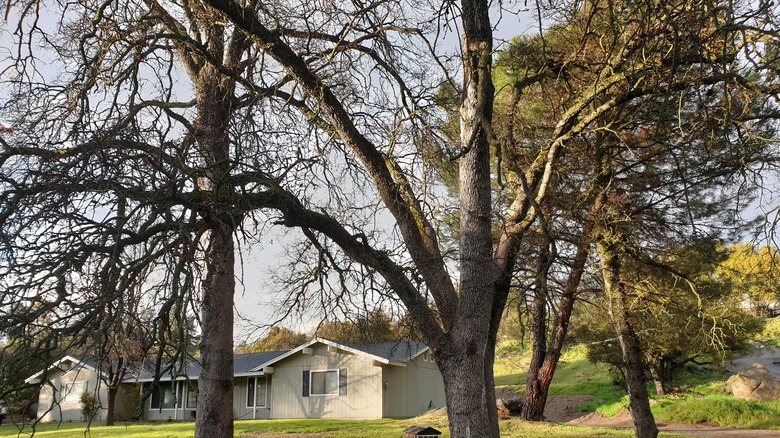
[
  {"xmin": 313, "ymin": 309, "xmax": 415, "ymax": 344},
  {"xmin": 573, "ymin": 242, "xmax": 761, "ymax": 395},
  {"xmin": 80, "ymin": 391, "xmax": 100, "ymax": 423},
  {"xmin": 236, "ymin": 327, "xmax": 307, "ymax": 353},
  {"xmin": 717, "ymin": 244, "xmax": 780, "ymax": 316},
  {"xmin": 490, "ymin": 1, "xmax": 779, "ymax": 432}
]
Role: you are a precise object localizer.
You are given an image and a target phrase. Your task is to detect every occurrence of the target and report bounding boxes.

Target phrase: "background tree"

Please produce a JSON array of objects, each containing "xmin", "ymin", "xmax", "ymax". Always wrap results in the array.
[
  {"xmin": 717, "ymin": 244, "xmax": 780, "ymax": 316},
  {"xmin": 490, "ymin": 0, "xmax": 779, "ymax": 431},
  {"xmin": 312, "ymin": 309, "xmax": 418, "ymax": 344},
  {"xmin": 573, "ymin": 242, "xmax": 761, "ymax": 396},
  {"xmin": 236, "ymin": 327, "xmax": 307, "ymax": 353}
]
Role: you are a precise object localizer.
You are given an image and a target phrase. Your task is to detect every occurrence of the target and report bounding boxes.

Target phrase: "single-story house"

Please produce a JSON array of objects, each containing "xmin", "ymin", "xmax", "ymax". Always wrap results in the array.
[
  {"xmin": 26, "ymin": 338, "xmax": 446, "ymax": 422},
  {"xmin": 24, "ymin": 355, "xmax": 134, "ymax": 423}
]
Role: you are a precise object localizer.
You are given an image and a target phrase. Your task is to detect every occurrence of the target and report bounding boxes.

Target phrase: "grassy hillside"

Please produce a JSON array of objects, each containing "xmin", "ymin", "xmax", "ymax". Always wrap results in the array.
[{"xmin": 493, "ymin": 332, "xmax": 780, "ymax": 430}]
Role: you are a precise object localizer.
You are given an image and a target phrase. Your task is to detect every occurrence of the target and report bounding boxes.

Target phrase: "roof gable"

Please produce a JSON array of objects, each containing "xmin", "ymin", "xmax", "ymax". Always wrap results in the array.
[
  {"xmin": 24, "ymin": 355, "xmax": 99, "ymax": 384},
  {"xmin": 249, "ymin": 338, "xmax": 429, "ymax": 372}
]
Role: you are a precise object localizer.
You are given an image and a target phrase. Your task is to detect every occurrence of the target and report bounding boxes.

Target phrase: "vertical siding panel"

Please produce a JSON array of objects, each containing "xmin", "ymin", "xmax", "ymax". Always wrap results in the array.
[
  {"xmin": 270, "ymin": 343, "xmax": 382, "ymax": 419},
  {"xmin": 383, "ymin": 356, "xmax": 445, "ymax": 418}
]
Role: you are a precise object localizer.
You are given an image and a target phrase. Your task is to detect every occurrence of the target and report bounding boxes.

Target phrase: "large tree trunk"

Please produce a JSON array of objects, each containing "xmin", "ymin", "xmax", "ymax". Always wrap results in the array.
[
  {"xmin": 437, "ymin": 340, "xmax": 500, "ymax": 438},
  {"xmin": 195, "ymin": 227, "xmax": 236, "ymax": 438},
  {"xmin": 597, "ymin": 240, "xmax": 659, "ymax": 438},
  {"xmin": 444, "ymin": 0, "xmax": 499, "ymax": 435},
  {"xmin": 193, "ymin": 26, "xmax": 238, "ymax": 438}
]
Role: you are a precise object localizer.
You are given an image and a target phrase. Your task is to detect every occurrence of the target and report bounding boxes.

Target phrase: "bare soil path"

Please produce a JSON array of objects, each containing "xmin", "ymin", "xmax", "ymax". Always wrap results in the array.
[{"xmin": 728, "ymin": 347, "xmax": 780, "ymax": 378}]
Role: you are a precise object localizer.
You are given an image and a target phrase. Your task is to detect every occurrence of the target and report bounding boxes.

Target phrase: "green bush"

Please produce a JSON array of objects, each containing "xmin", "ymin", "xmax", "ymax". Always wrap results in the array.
[{"xmin": 79, "ymin": 392, "xmax": 99, "ymax": 422}]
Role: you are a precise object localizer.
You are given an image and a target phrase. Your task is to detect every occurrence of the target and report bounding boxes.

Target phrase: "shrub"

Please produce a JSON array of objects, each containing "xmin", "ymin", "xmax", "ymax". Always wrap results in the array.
[{"xmin": 79, "ymin": 392, "xmax": 99, "ymax": 422}]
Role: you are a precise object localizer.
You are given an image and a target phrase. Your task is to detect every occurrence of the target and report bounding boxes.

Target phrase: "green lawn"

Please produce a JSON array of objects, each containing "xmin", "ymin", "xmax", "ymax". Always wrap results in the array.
[{"xmin": 0, "ymin": 418, "xmax": 693, "ymax": 438}]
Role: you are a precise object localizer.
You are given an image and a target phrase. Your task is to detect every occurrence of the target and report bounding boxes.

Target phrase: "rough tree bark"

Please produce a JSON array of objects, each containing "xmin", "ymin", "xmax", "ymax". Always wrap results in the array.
[{"xmin": 191, "ymin": 22, "xmax": 240, "ymax": 438}]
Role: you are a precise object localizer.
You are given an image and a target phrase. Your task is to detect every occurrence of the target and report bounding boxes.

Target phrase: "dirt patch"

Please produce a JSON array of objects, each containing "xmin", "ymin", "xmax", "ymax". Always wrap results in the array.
[
  {"xmin": 495, "ymin": 387, "xmax": 593, "ymax": 423},
  {"xmin": 567, "ymin": 408, "xmax": 780, "ymax": 437}
]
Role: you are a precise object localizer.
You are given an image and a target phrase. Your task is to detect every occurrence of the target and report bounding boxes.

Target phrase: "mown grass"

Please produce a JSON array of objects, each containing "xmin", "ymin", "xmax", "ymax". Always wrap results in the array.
[{"xmin": 0, "ymin": 418, "xmax": 693, "ymax": 438}]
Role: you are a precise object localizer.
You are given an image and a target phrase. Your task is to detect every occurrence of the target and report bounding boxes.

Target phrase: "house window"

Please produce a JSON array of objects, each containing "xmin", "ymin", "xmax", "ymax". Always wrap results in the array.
[
  {"xmin": 185, "ymin": 382, "xmax": 198, "ymax": 409},
  {"xmin": 303, "ymin": 369, "xmax": 346, "ymax": 397},
  {"xmin": 150, "ymin": 382, "xmax": 177, "ymax": 409},
  {"xmin": 246, "ymin": 377, "xmax": 267, "ymax": 407},
  {"xmin": 310, "ymin": 370, "xmax": 338, "ymax": 396},
  {"xmin": 61, "ymin": 381, "xmax": 85, "ymax": 402}
]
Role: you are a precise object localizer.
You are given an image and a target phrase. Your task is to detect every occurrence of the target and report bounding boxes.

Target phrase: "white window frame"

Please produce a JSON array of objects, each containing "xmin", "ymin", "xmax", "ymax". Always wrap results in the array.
[
  {"xmin": 309, "ymin": 369, "xmax": 339, "ymax": 396},
  {"xmin": 246, "ymin": 376, "xmax": 267, "ymax": 408},
  {"xmin": 61, "ymin": 381, "xmax": 85, "ymax": 402}
]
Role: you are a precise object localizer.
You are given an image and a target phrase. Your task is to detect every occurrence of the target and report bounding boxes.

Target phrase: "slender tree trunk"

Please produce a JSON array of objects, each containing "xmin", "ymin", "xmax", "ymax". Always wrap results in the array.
[
  {"xmin": 103, "ymin": 358, "xmax": 123, "ymax": 426},
  {"xmin": 524, "ymin": 246, "xmax": 550, "ymax": 420},
  {"xmin": 597, "ymin": 241, "xmax": 659, "ymax": 438},
  {"xmin": 523, "ymin": 240, "xmax": 588, "ymax": 421},
  {"xmin": 649, "ymin": 364, "xmax": 666, "ymax": 396},
  {"xmin": 106, "ymin": 386, "xmax": 117, "ymax": 426}
]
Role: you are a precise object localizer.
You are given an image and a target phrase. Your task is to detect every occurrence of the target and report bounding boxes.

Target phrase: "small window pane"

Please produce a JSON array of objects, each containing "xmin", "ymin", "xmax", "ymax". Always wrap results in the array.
[
  {"xmin": 310, "ymin": 370, "xmax": 338, "ymax": 395},
  {"xmin": 151, "ymin": 382, "xmax": 176, "ymax": 409},
  {"xmin": 256, "ymin": 377, "xmax": 267, "ymax": 407},
  {"xmin": 62, "ymin": 382, "xmax": 84, "ymax": 402},
  {"xmin": 186, "ymin": 382, "xmax": 198, "ymax": 409},
  {"xmin": 247, "ymin": 378, "xmax": 255, "ymax": 407}
]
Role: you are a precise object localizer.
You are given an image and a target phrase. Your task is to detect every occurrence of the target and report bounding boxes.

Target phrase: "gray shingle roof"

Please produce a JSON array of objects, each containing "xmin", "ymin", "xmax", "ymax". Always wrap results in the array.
[
  {"xmin": 328, "ymin": 340, "xmax": 428, "ymax": 362},
  {"xmin": 131, "ymin": 350, "xmax": 288, "ymax": 382}
]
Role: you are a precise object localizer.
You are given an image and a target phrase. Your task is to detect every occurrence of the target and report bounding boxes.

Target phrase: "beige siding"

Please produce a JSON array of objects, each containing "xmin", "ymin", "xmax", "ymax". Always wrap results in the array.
[
  {"xmin": 381, "ymin": 355, "xmax": 445, "ymax": 418},
  {"xmin": 269, "ymin": 344, "xmax": 383, "ymax": 419},
  {"xmin": 36, "ymin": 365, "xmax": 110, "ymax": 423}
]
